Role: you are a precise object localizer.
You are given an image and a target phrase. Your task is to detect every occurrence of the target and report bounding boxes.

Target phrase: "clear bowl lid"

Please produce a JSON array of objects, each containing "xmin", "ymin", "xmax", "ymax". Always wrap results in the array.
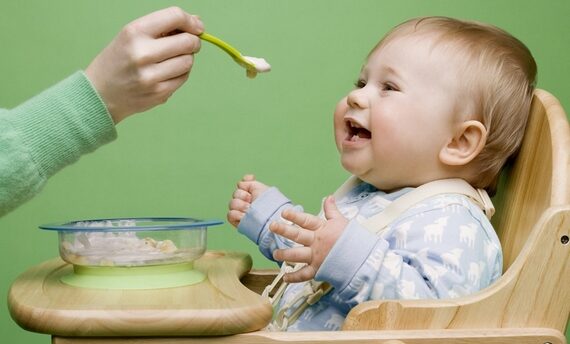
[{"xmin": 40, "ymin": 217, "xmax": 223, "ymax": 232}]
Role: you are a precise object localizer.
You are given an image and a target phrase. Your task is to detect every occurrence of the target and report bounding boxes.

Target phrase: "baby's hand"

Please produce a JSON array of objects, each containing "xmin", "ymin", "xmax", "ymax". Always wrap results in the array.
[
  {"xmin": 227, "ymin": 175, "xmax": 269, "ymax": 228},
  {"xmin": 85, "ymin": 7, "xmax": 203, "ymax": 123},
  {"xmin": 270, "ymin": 196, "xmax": 348, "ymax": 283}
]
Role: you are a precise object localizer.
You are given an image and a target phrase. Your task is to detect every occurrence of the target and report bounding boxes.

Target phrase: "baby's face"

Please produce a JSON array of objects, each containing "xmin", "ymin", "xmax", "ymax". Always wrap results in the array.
[{"xmin": 333, "ymin": 33, "xmax": 465, "ymax": 190}]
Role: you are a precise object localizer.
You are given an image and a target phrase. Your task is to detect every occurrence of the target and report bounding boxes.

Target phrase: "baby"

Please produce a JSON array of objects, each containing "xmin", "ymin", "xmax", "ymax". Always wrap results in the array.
[{"xmin": 228, "ymin": 16, "xmax": 536, "ymax": 331}]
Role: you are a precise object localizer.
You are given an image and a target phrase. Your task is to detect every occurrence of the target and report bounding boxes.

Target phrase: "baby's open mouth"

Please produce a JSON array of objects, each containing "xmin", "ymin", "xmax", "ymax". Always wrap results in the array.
[{"xmin": 346, "ymin": 120, "xmax": 372, "ymax": 142}]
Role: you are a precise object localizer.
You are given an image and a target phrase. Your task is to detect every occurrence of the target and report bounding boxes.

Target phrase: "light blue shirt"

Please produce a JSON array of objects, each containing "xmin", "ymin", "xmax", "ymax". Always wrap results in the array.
[{"xmin": 238, "ymin": 182, "xmax": 502, "ymax": 331}]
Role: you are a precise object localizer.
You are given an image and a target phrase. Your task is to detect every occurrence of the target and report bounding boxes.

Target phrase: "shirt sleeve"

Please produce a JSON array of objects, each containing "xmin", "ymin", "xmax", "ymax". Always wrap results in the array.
[
  {"xmin": 315, "ymin": 198, "xmax": 502, "ymax": 311},
  {"xmin": 237, "ymin": 187, "xmax": 304, "ymax": 261},
  {"xmin": 0, "ymin": 71, "xmax": 117, "ymax": 217}
]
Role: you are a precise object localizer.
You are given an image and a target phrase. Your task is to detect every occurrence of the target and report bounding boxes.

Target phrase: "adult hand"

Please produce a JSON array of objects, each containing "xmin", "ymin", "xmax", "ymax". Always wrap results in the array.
[
  {"xmin": 270, "ymin": 196, "xmax": 348, "ymax": 282},
  {"xmin": 85, "ymin": 6, "xmax": 204, "ymax": 123}
]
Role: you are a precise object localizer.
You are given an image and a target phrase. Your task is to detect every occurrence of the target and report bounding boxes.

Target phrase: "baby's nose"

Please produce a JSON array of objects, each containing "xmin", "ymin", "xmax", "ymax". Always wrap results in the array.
[{"xmin": 346, "ymin": 88, "xmax": 369, "ymax": 109}]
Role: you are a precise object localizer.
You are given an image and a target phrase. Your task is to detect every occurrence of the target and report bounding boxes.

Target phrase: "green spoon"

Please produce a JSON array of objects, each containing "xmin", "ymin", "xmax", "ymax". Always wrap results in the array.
[{"xmin": 199, "ymin": 32, "xmax": 271, "ymax": 78}]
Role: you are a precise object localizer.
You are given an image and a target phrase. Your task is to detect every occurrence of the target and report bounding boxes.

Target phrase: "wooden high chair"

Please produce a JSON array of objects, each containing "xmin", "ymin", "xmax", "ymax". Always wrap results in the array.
[{"xmin": 11, "ymin": 89, "xmax": 570, "ymax": 344}]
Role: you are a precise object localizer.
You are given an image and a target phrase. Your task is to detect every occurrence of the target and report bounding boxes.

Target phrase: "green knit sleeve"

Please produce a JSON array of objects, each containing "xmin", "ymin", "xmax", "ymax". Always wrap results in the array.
[{"xmin": 0, "ymin": 71, "xmax": 117, "ymax": 217}]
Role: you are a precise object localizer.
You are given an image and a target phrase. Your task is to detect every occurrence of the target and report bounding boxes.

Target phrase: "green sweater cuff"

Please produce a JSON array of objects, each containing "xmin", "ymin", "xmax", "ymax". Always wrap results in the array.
[{"xmin": 8, "ymin": 71, "xmax": 117, "ymax": 178}]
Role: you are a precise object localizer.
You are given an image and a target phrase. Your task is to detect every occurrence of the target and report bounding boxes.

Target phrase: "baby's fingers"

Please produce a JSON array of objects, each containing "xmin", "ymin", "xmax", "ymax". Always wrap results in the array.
[
  {"xmin": 269, "ymin": 221, "xmax": 314, "ymax": 246},
  {"xmin": 237, "ymin": 180, "xmax": 259, "ymax": 194},
  {"xmin": 273, "ymin": 247, "xmax": 312, "ymax": 264},
  {"xmin": 281, "ymin": 209, "xmax": 323, "ymax": 231},
  {"xmin": 227, "ymin": 210, "xmax": 244, "ymax": 227},
  {"xmin": 232, "ymin": 188, "xmax": 252, "ymax": 203},
  {"xmin": 242, "ymin": 174, "xmax": 255, "ymax": 182},
  {"xmin": 283, "ymin": 265, "xmax": 317, "ymax": 283},
  {"xmin": 229, "ymin": 198, "xmax": 250, "ymax": 213}
]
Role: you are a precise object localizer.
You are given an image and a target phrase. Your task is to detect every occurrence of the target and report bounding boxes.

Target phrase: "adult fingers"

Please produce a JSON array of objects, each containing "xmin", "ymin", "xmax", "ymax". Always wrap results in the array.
[
  {"xmin": 150, "ymin": 54, "xmax": 195, "ymax": 83},
  {"xmin": 269, "ymin": 221, "xmax": 314, "ymax": 246},
  {"xmin": 130, "ymin": 72, "xmax": 188, "ymax": 112},
  {"xmin": 146, "ymin": 72, "xmax": 189, "ymax": 106},
  {"xmin": 149, "ymin": 32, "xmax": 201, "ymax": 63},
  {"xmin": 272, "ymin": 246, "xmax": 312, "ymax": 264},
  {"xmin": 130, "ymin": 7, "xmax": 204, "ymax": 38},
  {"xmin": 281, "ymin": 209, "xmax": 323, "ymax": 231}
]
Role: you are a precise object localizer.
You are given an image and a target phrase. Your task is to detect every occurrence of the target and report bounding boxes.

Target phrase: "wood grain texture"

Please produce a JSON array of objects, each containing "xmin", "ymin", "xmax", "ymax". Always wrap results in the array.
[
  {"xmin": 8, "ymin": 251, "xmax": 272, "ymax": 336},
  {"xmin": 52, "ymin": 328, "xmax": 567, "ymax": 344}
]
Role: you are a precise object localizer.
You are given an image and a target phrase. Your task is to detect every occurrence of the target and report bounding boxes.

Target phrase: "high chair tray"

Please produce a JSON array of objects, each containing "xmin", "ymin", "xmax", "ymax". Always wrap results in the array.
[{"xmin": 8, "ymin": 251, "xmax": 273, "ymax": 336}]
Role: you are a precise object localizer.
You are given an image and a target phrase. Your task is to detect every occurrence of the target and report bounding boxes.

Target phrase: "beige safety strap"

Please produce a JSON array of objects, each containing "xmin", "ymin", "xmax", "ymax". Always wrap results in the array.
[
  {"xmin": 263, "ymin": 177, "xmax": 494, "ymax": 331},
  {"xmin": 361, "ymin": 178, "xmax": 495, "ymax": 233}
]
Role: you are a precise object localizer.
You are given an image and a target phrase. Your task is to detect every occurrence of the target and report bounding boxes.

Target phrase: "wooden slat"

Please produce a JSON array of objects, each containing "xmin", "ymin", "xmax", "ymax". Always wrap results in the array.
[{"xmin": 52, "ymin": 328, "xmax": 567, "ymax": 344}]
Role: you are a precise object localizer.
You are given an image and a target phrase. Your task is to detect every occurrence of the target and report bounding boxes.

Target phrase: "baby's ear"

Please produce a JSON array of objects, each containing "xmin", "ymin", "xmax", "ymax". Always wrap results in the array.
[{"xmin": 439, "ymin": 120, "xmax": 487, "ymax": 166}]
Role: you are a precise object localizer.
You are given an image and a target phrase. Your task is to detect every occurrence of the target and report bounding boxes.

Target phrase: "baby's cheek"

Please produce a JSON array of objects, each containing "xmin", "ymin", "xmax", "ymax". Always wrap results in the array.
[{"xmin": 333, "ymin": 100, "xmax": 349, "ymax": 149}]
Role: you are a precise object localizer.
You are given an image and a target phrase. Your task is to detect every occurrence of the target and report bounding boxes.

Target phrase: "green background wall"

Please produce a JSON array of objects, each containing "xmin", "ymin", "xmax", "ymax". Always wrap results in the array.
[{"xmin": 1, "ymin": 1, "xmax": 568, "ymax": 342}]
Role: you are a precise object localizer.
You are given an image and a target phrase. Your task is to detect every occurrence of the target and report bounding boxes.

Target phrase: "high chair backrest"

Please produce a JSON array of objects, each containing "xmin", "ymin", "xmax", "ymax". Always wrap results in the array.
[{"xmin": 492, "ymin": 89, "xmax": 570, "ymax": 270}]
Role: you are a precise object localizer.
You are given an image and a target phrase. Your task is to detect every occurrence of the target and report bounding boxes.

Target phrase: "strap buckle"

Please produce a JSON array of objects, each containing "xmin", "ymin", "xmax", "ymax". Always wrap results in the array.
[
  {"xmin": 269, "ymin": 280, "xmax": 333, "ymax": 331},
  {"xmin": 261, "ymin": 261, "xmax": 298, "ymax": 304}
]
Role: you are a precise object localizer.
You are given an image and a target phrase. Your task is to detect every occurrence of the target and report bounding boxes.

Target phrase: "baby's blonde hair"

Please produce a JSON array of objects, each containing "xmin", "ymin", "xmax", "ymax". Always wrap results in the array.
[{"xmin": 373, "ymin": 17, "xmax": 537, "ymax": 195}]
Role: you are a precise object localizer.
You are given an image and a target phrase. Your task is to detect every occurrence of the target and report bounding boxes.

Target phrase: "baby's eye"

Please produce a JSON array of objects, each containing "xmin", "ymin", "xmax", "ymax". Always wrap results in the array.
[
  {"xmin": 382, "ymin": 82, "xmax": 399, "ymax": 92},
  {"xmin": 354, "ymin": 79, "xmax": 366, "ymax": 88}
]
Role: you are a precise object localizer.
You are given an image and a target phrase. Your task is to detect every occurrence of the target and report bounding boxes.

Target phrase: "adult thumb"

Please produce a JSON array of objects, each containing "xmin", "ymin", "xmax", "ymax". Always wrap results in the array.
[{"xmin": 324, "ymin": 196, "xmax": 342, "ymax": 220}]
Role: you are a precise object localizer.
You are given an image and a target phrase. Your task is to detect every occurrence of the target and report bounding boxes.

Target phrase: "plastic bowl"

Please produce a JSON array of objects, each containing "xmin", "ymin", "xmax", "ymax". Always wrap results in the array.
[{"xmin": 40, "ymin": 217, "xmax": 223, "ymax": 267}]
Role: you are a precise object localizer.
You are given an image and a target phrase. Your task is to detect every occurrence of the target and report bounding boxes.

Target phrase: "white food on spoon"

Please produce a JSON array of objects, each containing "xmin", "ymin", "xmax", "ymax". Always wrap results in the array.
[{"xmin": 243, "ymin": 56, "xmax": 271, "ymax": 78}]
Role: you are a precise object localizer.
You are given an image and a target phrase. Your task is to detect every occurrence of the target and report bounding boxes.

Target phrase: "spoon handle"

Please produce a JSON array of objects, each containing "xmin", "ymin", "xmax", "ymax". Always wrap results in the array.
[{"xmin": 199, "ymin": 32, "xmax": 254, "ymax": 69}]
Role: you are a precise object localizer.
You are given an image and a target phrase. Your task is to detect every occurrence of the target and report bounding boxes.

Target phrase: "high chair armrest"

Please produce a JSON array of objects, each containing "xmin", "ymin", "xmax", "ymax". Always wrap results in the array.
[{"xmin": 343, "ymin": 298, "xmax": 461, "ymax": 331}]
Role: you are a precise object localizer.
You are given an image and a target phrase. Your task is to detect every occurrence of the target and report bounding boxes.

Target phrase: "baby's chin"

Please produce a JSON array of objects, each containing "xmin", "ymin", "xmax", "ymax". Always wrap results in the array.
[
  {"xmin": 340, "ymin": 158, "xmax": 371, "ymax": 180},
  {"xmin": 339, "ymin": 160, "xmax": 396, "ymax": 191}
]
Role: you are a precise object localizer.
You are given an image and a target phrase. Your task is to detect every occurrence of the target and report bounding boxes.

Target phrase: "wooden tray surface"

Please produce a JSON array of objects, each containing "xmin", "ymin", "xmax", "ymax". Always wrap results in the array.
[{"xmin": 8, "ymin": 251, "xmax": 272, "ymax": 336}]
